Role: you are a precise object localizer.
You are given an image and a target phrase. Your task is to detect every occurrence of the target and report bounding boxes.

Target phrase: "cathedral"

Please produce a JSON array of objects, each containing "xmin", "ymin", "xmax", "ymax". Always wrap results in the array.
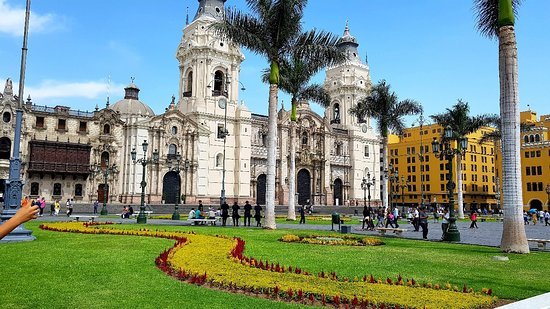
[{"xmin": 0, "ymin": 0, "xmax": 381, "ymax": 207}]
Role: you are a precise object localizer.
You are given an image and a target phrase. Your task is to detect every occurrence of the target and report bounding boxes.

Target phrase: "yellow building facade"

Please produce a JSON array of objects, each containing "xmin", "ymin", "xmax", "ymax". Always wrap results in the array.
[
  {"xmin": 519, "ymin": 110, "xmax": 550, "ymax": 210},
  {"xmin": 388, "ymin": 124, "xmax": 499, "ymax": 212}
]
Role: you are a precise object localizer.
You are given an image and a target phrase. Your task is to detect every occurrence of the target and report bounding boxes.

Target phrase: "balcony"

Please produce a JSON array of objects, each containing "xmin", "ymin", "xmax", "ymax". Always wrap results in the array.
[{"xmin": 27, "ymin": 162, "xmax": 91, "ymax": 175}]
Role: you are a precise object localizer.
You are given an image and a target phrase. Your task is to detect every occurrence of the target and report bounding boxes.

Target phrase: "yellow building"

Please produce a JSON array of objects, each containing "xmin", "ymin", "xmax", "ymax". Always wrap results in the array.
[
  {"xmin": 519, "ymin": 110, "xmax": 550, "ymax": 210},
  {"xmin": 388, "ymin": 124, "xmax": 498, "ymax": 212}
]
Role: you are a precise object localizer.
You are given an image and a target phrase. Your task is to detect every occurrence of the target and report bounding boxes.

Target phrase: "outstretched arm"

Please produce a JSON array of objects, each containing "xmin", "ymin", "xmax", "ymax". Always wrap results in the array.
[{"xmin": 0, "ymin": 203, "xmax": 39, "ymax": 240}]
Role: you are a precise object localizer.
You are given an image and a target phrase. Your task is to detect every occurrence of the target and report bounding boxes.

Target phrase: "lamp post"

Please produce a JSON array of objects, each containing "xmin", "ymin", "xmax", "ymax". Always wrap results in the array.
[
  {"xmin": 131, "ymin": 140, "xmax": 159, "ymax": 224},
  {"xmin": 362, "ymin": 172, "xmax": 376, "ymax": 210},
  {"xmin": 91, "ymin": 158, "xmax": 118, "ymax": 215},
  {"xmin": 431, "ymin": 126, "xmax": 467, "ymax": 241},
  {"xmin": 398, "ymin": 176, "xmax": 409, "ymax": 213},
  {"xmin": 218, "ymin": 97, "xmax": 228, "ymax": 206},
  {"xmin": 168, "ymin": 152, "xmax": 182, "ymax": 220}
]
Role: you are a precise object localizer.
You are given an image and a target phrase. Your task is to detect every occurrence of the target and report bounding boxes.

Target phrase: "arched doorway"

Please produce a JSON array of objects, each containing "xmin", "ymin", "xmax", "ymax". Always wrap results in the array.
[
  {"xmin": 529, "ymin": 199, "xmax": 543, "ymax": 211},
  {"xmin": 98, "ymin": 184, "xmax": 108, "ymax": 203},
  {"xmin": 333, "ymin": 178, "xmax": 343, "ymax": 206},
  {"xmin": 297, "ymin": 169, "xmax": 311, "ymax": 206},
  {"xmin": 256, "ymin": 174, "xmax": 267, "ymax": 205},
  {"xmin": 163, "ymin": 171, "xmax": 180, "ymax": 204}
]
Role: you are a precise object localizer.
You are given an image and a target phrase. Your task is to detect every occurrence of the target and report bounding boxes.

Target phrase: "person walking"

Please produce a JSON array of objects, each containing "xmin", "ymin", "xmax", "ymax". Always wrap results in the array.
[
  {"xmin": 254, "ymin": 203, "xmax": 262, "ymax": 227},
  {"xmin": 221, "ymin": 201, "xmax": 229, "ymax": 226},
  {"xmin": 299, "ymin": 205, "xmax": 306, "ymax": 224},
  {"xmin": 93, "ymin": 200, "xmax": 99, "ymax": 214},
  {"xmin": 231, "ymin": 201, "xmax": 240, "ymax": 227},
  {"xmin": 441, "ymin": 208, "xmax": 450, "ymax": 240},
  {"xmin": 243, "ymin": 201, "xmax": 252, "ymax": 226},
  {"xmin": 469, "ymin": 211, "xmax": 478, "ymax": 229},
  {"xmin": 66, "ymin": 199, "xmax": 73, "ymax": 217},
  {"xmin": 54, "ymin": 200, "xmax": 60, "ymax": 216},
  {"xmin": 544, "ymin": 210, "xmax": 550, "ymax": 226},
  {"xmin": 393, "ymin": 206, "xmax": 400, "ymax": 228},
  {"xmin": 419, "ymin": 207, "xmax": 429, "ymax": 240},
  {"xmin": 38, "ymin": 197, "xmax": 46, "ymax": 217},
  {"xmin": 385, "ymin": 211, "xmax": 395, "ymax": 228},
  {"xmin": 412, "ymin": 207, "xmax": 420, "ymax": 231}
]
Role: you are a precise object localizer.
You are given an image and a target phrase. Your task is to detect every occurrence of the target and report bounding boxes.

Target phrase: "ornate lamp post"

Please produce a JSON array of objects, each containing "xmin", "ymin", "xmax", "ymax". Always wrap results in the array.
[
  {"xmin": 361, "ymin": 172, "xmax": 376, "ymax": 211},
  {"xmin": 398, "ymin": 176, "xmax": 409, "ymax": 213},
  {"xmin": 218, "ymin": 97, "xmax": 229, "ymax": 206},
  {"xmin": 91, "ymin": 158, "xmax": 118, "ymax": 215},
  {"xmin": 431, "ymin": 126, "xmax": 467, "ymax": 242},
  {"xmin": 131, "ymin": 140, "xmax": 159, "ymax": 224},
  {"xmin": 168, "ymin": 152, "xmax": 182, "ymax": 220}
]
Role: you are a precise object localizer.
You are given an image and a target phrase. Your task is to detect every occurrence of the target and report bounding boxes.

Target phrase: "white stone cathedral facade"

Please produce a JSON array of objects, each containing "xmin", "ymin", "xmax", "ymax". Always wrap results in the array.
[{"xmin": 0, "ymin": 0, "xmax": 381, "ymax": 207}]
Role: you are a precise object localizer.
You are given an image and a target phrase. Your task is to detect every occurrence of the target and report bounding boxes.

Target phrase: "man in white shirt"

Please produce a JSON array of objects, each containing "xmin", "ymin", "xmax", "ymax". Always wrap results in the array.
[
  {"xmin": 441, "ymin": 208, "xmax": 450, "ymax": 240},
  {"xmin": 188, "ymin": 208, "xmax": 195, "ymax": 220}
]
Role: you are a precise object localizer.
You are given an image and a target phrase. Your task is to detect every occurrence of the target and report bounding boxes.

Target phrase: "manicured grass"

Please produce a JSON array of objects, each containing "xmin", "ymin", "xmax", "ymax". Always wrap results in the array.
[{"xmin": 0, "ymin": 221, "xmax": 548, "ymax": 308}]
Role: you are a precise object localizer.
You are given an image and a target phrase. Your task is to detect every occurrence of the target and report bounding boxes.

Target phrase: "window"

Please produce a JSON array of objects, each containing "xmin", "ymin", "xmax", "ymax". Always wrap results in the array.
[
  {"xmin": 75, "ymin": 184, "xmax": 83, "ymax": 197},
  {"xmin": 0, "ymin": 137, "xmax": 11, "ymax": 160},
  {"xmin": 217, "ymin": 124, "xmax": 226, "ymax": 139},
  {"xmin": 103, "ymin": 124, "xmax": 111, "ymax": 134},
  {"xmin": 538, "ymin": 182, "xmax": 543, "ymax": 191},
  {"xmin": 79, "ymin": 121, "xmax": 87, "ymax": 133},
  {"xmin": 332, "ymin": 103, "xmax": 341, "ymax": 124},
  {"xmin": 53, "ymin": 183, "xmax": 62, "ymax": 196},
  {"xmin": 57, "ymin": 119, "xmax": 66, "ymax": 131},
  {"xmin": 426, "ymin": 175, "xmax": 430, "ymax": 181},
  {"xmin": 261, "ymin": 133, "xmax": 267, "ymax": 146},
  {"xmin": 536, "ymin": 150, "xmax": 541, "ymax": 157},
  {"xmin": 302, "ymin": 132, "xmax": 308, "ymax": 146},
  {"xmin": 335, "ymin": 143, "xmax": 342, "ymax": 156},
  {"xmin": 441, "ymin": 184, "xmax": 445, "ymax": 191},
  {"xmin": 36, "ymin": 116, "xmax": 45, "ymax": 128},
  {"xmin": 407, "ymin": 157, "xmax": 411, "ymax": 164},
  {"xmin": 524, "ymin": 136, "xmax": 529, "ymax": 143},
  {"xmin": 212, "ymin": 70, "xmax": 227, "ymax": 97},
  {"xmin": 101, "ymin": 152, "xmax": 109, "ymax": 169},
  {"xmin": 537, "ymin": 166, "xmax": 542, "ymax": 175},
  {"xmin": 216, "ymin": 153, "xmax": 224, "ymax": 167},
  {"xmin": 184, "ymin": 71, "xmax": 193, "ymax": 97},
  {"xmin": 172, "ymin": 126, "xmax": 178, "ymax": 135},
  {"xmin": 531, "ymin": 166, "xmax": 536, "ymax": 175},
  {"xmin": 30, "ymin": 182, "xmax": 39, "ymax": 196},
  {"xmin": 525, "ymin": 152, "xmax": 530, "ymax": 158},
  {"xmin": 526, "ymin": 183, "xmax": 532, "ymax": 191},
  {"xmin": 168, "ymin": 144, "xmax": 177, "ymax": 159},
  {"xmin": 3, "ymin": 111, "xmax": 11, "ymax": 123},
  {"xmin": 364, "ymin": 145, "xmax": 369, "ymax": 157}
]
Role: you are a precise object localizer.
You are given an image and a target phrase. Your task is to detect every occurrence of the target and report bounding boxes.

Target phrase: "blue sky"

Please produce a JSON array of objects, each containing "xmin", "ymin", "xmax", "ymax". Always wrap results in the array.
[{"xmin": 1, "ymin": 0, "xmax": 549, "ymax": 125}]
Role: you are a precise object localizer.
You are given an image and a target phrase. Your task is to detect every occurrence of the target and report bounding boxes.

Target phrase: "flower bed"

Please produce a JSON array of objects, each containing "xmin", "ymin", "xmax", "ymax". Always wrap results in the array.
[
  {"xmin": 40, "ymin": 222, "xmax": 495, "ymax": 308},
  {"xmin": 280, "ymin": 234, "xmax": 384, "ymax": 246}
]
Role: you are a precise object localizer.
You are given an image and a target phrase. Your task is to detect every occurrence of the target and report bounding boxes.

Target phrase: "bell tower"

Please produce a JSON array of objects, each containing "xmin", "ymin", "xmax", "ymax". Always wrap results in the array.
[{"xmin": 176, "ymin": 0, "xmax": 245, "ymax": 114}]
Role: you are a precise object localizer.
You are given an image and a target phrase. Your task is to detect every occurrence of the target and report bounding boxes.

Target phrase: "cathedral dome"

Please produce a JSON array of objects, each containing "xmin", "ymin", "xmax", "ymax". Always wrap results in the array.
[
  {"xmin": 110, "ymin": 81, "xmax": 155, "ymax": 117},
  {"xmin": 337, "ymin": 23, "xmax": 358, "ymax": 47}
]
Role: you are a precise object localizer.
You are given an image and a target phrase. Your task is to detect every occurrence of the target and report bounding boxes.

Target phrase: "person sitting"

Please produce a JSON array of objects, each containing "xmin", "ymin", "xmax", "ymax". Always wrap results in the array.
[
  {"xmin": 188, "ymin": 208, "xmax": 196, "ymax": 220},
  {"xmin": 121, "ymin": 206, "xmax": 129, "ymax": 219},
  {"xmin": 128, "ymin": 206, "xmax": 134, "ymax": 216}
]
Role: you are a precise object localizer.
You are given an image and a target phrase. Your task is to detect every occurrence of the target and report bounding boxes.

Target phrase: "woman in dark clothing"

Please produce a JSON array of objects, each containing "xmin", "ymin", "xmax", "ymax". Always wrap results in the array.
[
  {"xmin": 221, "ymin": 201, "xmax": 229, "ymax": 226},
  {"xmin": 254, "ymin": 204, "xmax": 262, "ymax": 227},
  {"xmin": 243, "ymin": 201, "xmax": 252, "ymax": 226},
  {"xmin": 231, "ymin": 202, "xmax": 240, "ymax": 227}
]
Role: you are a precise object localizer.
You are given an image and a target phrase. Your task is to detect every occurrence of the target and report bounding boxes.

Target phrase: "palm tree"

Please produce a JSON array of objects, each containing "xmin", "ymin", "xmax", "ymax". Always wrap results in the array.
[
  {"xmin": 216, "ymin": 0, "xmax": 344, "ymax": 229},
  {"xmin": 430, "ymin": 100, "xmax": 498, "ymax": 219},
  {"xmin": 349, "ymin": 80, "xmax": 422, "ymax": 210},
  {"xmin": 263, "ymin": 56, "xmax": 334, "ymax": 220},
  {"xmin": 474, "ymin": 0, "xmax": 529, "ymax": 253}
]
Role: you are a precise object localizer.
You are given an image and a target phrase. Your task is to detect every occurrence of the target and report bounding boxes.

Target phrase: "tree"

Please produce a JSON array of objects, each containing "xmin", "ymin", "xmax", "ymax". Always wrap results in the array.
[
  {"xmin": 474, "ymin": 0, "xmax": 529, "ymax": 253},
  {"xmin": 430, "ymin": 100, "xmax": 498, "ymax": 219},
  {"xmin": 349, "ymin": 80, "xmax": 422, "ymax": 210},
  {"xmin": 216, "ymin": 0, "xmax": 344, "ymax": 229},
  {"xmin": 263, "ymin": 56, "xmax": 335, "ymax": 220}
]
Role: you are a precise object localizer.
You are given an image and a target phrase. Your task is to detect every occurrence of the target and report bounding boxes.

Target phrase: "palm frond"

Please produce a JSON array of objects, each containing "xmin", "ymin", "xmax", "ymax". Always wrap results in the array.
[
  {"xmin": 474, "ymin": 0, "xmax": 522, "ymax": 39},
  {"xmin": 299, "ymin": 84, "xmax": 331, "ymax": 107},
  {"xmin": 293, "ymin": 29, "xmax": 346, "ymax": 67}
]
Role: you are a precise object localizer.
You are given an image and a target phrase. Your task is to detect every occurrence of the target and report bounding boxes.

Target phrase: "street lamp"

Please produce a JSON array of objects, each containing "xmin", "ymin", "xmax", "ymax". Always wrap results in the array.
[
  {"xmin": 218, "ymin": 97, "xmax": 229, "ymax": 206},
  {"xmin": 131, "ymin": 140, "xmax": 159, "ymax": 224},
  {"xmin": 431, "ymin": 126, "xmax": 467, "ymax": 242},
  {"xmin": 398, "ymin": 176, "xmax": 409, "ymax": 214},
  {"xmin": 168, "ymin": 152, "xmax": 182, "ymax": 220},
  {"xmin": 91, "ymin": 158, "xmax": 118, "ymax": 215}
]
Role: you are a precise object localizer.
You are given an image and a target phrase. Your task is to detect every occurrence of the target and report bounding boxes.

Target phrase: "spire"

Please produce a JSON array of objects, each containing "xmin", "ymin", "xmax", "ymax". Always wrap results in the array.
[
  {"xmin": 186, "ymin": 6, "xmax": 189, "ymax": 25},
  {"xmin": 124, "ymin": 77, "xmax": 140, "ymax": 100},
  {"xmin": 194, "ymin": 0, "xmax": 227, "ymax": 21},
  {"xmin": 337, "ymin": 22, "xmax": 361, "ymax": 64}
]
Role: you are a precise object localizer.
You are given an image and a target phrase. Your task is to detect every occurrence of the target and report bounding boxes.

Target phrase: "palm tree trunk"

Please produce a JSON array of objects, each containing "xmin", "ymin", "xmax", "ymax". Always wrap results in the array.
[
  {"xmin": 287, "ymin": 120, "xmax": 296, "ymax": 220},
  {"xmin": 498, "ymin": 25, "xmax": 528, "ymax": 253},
  {"xmin": 456, "ymin": 154, "xmax": 465, "ymax": 219},
  {"xmin": 264, "ymin": 82, "xmax": 278, "ymax": 229},
  {"xmin": 382, "ymin": 135, "xmax": 389, "ymax": 210}
]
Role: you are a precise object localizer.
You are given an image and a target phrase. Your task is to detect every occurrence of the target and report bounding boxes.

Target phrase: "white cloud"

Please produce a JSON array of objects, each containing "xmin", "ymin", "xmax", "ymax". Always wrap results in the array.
[
  {"xmin": 0, "ymin": 0, "xmax": 57, "ymax": 36},
  {"xmin": 1, "ymin": 77, "xmax": 125, "ymax": 103}
]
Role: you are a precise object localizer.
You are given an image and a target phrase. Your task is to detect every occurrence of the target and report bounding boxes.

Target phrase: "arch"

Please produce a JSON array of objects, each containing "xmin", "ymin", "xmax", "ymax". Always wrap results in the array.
[
  {"xmin": 162, "ymin": 171, "xmax": 181, "ymax": 204},
  {"xmin": 101, "ymin": 151, "xmax": 110, "ymax": 169},
  {"xmin": 98, "ymin": 184, "xmax": 108, "ymax": 203},
  {"xmin": 535, "ymin": 134, "xmax": 540, "ymax": 142},
  {"xmin": 524, "ymin": 136, "xmax": 529, "ymax": 143},
  {"xmin": 3, "ymin": 111, "xmax": 11, "ymax": 123},
  {"xmin": 53, "ymin": 183, "xmax": 62, "ymax": 196},
  {"xmin": 103, "ymin": 124, "xmax": 111, "ymax": 134},
  {"xmin": 297, "ymin": 169, "xmax": 311, "ymax": 206},
  {"xmin": 256, "ymin": 174, "xmax": 267, "ymax": 205},
  {"xmin": 332, "ymin": 103, "xmax": 341, "ymax": 124},
  {"xmin": 171, "ymin": 126, "xmax": 178, "ymax": 135},
  {"xmin": 212, "ymin": 70, "xmax": 226, "ymax": 97},
  {"xmin": 186, "ymin": 71, "xmax": 193, "ymax": 95},
  {"xmin": 529, "ymin": 199, "xmax": 543, "ymax": 211},
  {"xmin": 216, "ymin": 153, "xmax": 224, "ymax": 167},
  {"xmin": 0, "ymin": 137, "xmax": 11, "ymax": 160},
  {"xmin": 168, "ymin": 144, "xmax": 177, "ymax": 155},
  {"xmin": 333, "ymin": 178, "xmax": 343, "ymax": 206},
  {"xmin": 74, "ymin": 184, "xmax": 83, "ymax": 197},
  {"xmin": 30, "ymin": 182, "xmax": 39, "ymax": 196},
  {"xmin": 529, "ymin": 135, "xmax": 534, "ymax": 143},
  {"xmin": 301, "ymin": 132, "xmax": 308, "ymax": 146}
]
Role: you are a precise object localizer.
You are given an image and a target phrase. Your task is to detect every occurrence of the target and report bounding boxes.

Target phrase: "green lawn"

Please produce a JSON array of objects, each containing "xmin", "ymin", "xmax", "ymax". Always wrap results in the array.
[{"xmin": 0, "ymin": 221, "xmax": 548, "ymax": 308}]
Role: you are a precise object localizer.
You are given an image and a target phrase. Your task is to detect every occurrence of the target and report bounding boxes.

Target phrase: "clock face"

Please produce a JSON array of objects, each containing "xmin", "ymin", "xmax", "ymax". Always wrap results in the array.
[
  {"xmin": 361, "ymin": 125, "xmax": 368, "ymax": 133},
  {"xmin": 218, "ymin": 98, "xmax": 227, "ymax": 109}
]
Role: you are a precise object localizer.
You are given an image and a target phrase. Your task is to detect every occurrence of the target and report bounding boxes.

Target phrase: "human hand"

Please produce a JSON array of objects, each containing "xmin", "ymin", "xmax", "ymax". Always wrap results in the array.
[{"xmin": 13, "ymin": 202, "xmax": 39, "ymax": 224}]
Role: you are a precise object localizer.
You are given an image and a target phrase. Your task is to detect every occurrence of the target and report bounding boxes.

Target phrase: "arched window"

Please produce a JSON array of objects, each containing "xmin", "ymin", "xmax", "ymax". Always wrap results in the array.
[
  {"xmin": 216, "ymin": 153, "xmax": 224, "ymax": 167},
  {"xmin": 0, "ymin": 137, "xmax": 11, "ymax": 160},
  {"xmin": 335, "ymin": 143, "xmax": 342, "ymax": 156},
  {"xmin": 524, "ymin": 136, "xmax": 529, "ymax": 143},
  {"xmin": 535, "ymin": 134, "xmax": 540, "ymax": 142},
  {"xmin": 186, "ymin": 71, "xmax": 193, "ymax": 96},
  {"xmin": 302, "ymin": 132, "xmax": 308, "ymax": 146},
  {"xmin": 74, "ymin": 184, "xmax": 83, "ymax": 197},
  {"xmin": 101, "ymin": 151, "xmax": 110, "ymax": 169},
  {"xmin": 3, "ymin": 111, "xmax": 11, "ymax": 123},
  {"xmin": 212, "ymin": 70, "xmax": 226, "ymax": 97},
  {"xmin": 53, "ymin": 183, "xmax": 62, "ymax": 196},
  {"xmin": 168, "ymin": 144, "xmax": 177, "ymax": 155},
  {"xmin": 529, "ymin": 135, "xmax": 534, "ymax": 143},
  {"xmin": 171, "ymin": 126, "xmax": 178, "ymax": 135},
  {"xmin": 332, "ymin": 103, "xmax": 341, "ymax": 124},
  {"xmin": 30, "ymin": 182, "xmax": 39, "ymax": 196},
  {"xmin": 103, "ymin": 124, "xmax": 111, "ymax": 134}
]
